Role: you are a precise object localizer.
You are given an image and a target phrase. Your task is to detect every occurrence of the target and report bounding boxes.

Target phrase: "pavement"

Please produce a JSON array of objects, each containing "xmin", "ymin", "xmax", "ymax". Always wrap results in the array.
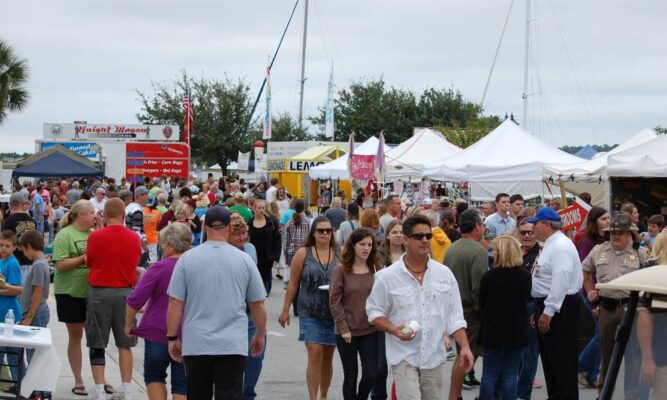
[{"xmin": 40, "ymin": 278, "xmax": 606, "ymax": 399}]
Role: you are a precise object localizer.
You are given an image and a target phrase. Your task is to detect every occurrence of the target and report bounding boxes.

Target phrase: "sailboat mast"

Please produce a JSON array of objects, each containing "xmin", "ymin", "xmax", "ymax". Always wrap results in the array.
[
  {"xmin": 298, "ymin": 0, "xmax": 309, "ymax": 128},
  {"xmin": 522, "ymin": 0, "xmax": 531, "ymax": 128}
]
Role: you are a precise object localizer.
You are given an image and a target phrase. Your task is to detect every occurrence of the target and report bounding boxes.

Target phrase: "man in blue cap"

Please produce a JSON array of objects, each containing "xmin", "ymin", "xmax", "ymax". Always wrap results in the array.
[{"xmin": 528, "ymin": 206, "xmax": 583, "ymax": 400}]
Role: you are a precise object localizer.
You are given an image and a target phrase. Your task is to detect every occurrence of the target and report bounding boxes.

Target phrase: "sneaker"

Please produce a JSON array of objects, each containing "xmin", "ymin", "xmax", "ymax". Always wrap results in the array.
[
  {"xmin": 532, "ymin": 379, "xmax": 543, "ymax": 389},
  {"xmin": 110, "ymin": 392, "xmax": 132, "ymax": 400},
  {"xmin": 461, "ymin": 382, "xmax": 472, "ymax": 390},
  {"xmin": 446, "ymin": 349, "xmax": 456, "ymax": 361},
  {"xmin": 87, "ymin": 391, "xmax": 105, "ymax": 400},
  {"xmin": 578, "ymin": 372, "xmax": 596, "ymax": 388},
  {"xmin": 464, "ymin": 373, "xmax": 481, "ymax": 387}
]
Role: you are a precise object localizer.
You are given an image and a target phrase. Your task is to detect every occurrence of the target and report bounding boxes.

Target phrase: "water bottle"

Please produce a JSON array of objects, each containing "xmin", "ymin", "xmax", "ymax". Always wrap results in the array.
[{"xmin": 4, "ymin": 309, "xmax": 14, "ymax": 338}]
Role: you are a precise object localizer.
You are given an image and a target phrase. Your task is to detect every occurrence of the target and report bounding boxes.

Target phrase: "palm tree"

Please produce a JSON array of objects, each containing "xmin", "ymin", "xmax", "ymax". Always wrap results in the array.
[{"xmin": 0, "ymin": 40, "xmax": 29, "ymax": 124}]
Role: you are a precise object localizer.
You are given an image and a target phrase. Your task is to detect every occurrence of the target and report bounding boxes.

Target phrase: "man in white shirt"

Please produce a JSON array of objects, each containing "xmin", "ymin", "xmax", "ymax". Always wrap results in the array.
[
  {"xmin": 528, "ymin": 207, "xmax": 583, "ymax": 400},
  {"xmin": 89, "ymin": 187, "xmax": 107, "ymax": 213},
  {"xmin": 366, "ymin": 214, "xmax": 474, "ymax": 400},
  {"xmin": 265, "ymin": 177, "xmax": 279, "ymax": 203}
]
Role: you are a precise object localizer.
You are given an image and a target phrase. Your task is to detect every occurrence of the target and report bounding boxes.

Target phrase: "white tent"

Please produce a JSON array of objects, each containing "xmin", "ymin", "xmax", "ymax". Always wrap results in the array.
[
  {"xmin": 608, "ymin": 134, "xmax": 667, "ymax": 177},
  {"xmin": 384, "ymin": 128, "xmax": 461, "ymax": 180},
  {"xmin": 308, "ymin": 136, "xmax": 390, "ymax": 180},
  {"xmin": 543, "ymin": 128, "xmax": 657, "ymax": 181},
  {"xmin": 422, "ymin": 120, "xmax": 583, "ymax": 200}
]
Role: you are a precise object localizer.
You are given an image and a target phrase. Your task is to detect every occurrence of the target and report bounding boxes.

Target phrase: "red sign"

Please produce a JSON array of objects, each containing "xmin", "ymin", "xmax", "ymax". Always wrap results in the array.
[
  {"xmin": 350, "ymin": 154, "xmax": 375, "ymax": 180},
  {"xmin": 125, "ymin": 143, "xmax": 190, "ymax": 180},
  {"xmin": 557, "ymin": 197, "xmax": 592, "ymax": 231}
]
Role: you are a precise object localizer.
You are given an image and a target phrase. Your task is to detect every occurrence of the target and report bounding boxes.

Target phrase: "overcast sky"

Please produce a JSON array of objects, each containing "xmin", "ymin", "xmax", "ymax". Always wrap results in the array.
[{"xmin": 2, "ymin": 0, "xmax": 666, "ymax": 153}]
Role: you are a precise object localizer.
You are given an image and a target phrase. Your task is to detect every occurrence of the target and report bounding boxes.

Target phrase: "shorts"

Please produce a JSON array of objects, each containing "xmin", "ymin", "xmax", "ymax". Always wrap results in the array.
[
  {"xmin": 298, "ymin": 317, "xmax": 336, "ymax": 346},
  {"xmin": 455, "ymin": 310, "xmax": 482, "ymax": 357},
  {"xmin": 55, "ymin": 294, "xmax": 87, "ymax": 324},
  {"xmin": 144, "ymin": 339, "xmax": 187, "ymax": 395},
  {"xmin": 85, "ymin": 287, "xmax": 137, "ymax": 349}
]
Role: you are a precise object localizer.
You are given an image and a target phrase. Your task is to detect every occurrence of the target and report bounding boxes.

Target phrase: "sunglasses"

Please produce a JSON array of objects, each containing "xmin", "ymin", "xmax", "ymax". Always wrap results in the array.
[
  {"xmin": 316, "ymin": 228, "xmax": 333, "ymax": 234},
  {"xmin": 408, "ymin": 232, "xmax": 433, "ymax": 241},
  {"xmin": 519, "ymin": 230, "xmax": 534, "ymax": 235}
]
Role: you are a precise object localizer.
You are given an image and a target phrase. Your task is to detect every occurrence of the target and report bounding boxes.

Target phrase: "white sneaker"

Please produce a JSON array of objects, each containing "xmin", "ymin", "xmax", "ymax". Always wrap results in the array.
[
  {"xmin": 87, "ymin": 391, "xmax": 106, "ymax": 400},
  {"xmin": 110, "ymin": 391, "xmax": 132, "ymax": 400}
]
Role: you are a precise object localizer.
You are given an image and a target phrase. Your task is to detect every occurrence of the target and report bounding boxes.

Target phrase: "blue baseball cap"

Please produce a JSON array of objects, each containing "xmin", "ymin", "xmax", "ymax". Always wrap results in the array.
[{"xmin": 527, "ymin": 207, "xmax": 561, "ymax": 223}]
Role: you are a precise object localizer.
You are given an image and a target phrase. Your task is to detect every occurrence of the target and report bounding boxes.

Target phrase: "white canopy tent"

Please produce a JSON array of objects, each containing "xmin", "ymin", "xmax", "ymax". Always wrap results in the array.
[
  {"xmin": 384, "ymin": 128, "xmax": 461, "ymax": 181},
  {"xmin": 607, "ymin": 134, "xmax": 667, "ymax": 177},
  {"xmin": 422, "ymin": 120, "xmax": 583, "ymax": 201},
  {"xmin": 308, "ymin": 136, "xmax": 390, "ymax": 180}
]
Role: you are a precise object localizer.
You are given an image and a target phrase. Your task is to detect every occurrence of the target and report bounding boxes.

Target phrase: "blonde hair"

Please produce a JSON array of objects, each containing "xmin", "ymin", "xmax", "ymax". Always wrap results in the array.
[
  {"xmin": 652, "ymin": 232, "xmax": 667, "ymax": 264},
  {"xmin": 60, "ymin": 200, "xmax": 94, "ymax": 229},
  {"xmin": 360, "ymin": 208, "xmax": 380, "ymax": 230},
  {"xmin": 492, "ymin": 235, "xmax": 524, "ymax": 268},
  {"xmin": 174, "ymin": 202, "xmax": 190, "ymax": 220}
]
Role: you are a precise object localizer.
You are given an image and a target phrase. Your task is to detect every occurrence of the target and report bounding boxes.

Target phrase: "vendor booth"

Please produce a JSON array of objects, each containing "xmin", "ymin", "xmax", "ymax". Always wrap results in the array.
[
  {"xmin": 385, "ymin": 128, "xmax": 461, "ymax": 181},
  {"xmin": 272, "ymin": 144, "xmax": 347, "ymax": 205},
  {"xmin": 422, "ymin": 119, "xmax": 583, "ymax": 201},
  {"xmin": 12, "ymin": 145, "xmax": 103, "ymax": 179}
]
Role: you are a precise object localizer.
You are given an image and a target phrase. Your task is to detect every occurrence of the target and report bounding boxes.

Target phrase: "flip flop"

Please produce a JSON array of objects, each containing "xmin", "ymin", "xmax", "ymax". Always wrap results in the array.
[
  {"xmin": 71, "ymin": 386, "xmax": 88, "ymax": 396},
  {"xmin": 104, "ymin": 384, "xmax": 115, "ymax": 394}
]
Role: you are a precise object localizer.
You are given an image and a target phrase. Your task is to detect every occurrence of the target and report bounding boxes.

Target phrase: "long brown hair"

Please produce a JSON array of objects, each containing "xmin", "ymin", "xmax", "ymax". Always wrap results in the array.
[
  {"xmin": 293, "ymin": 198, "xmax": 306, "ymax": 226},
  {"xmin": 340, "ymin": 228, "xmax": 380, "ymax": 273},
  {"xmin": 383, "ymin": 219, "xmax": 405, "ymax": 266},
  {"xmin": 304, "ymin": 216, "xmax": 337, "ymax": 249}
]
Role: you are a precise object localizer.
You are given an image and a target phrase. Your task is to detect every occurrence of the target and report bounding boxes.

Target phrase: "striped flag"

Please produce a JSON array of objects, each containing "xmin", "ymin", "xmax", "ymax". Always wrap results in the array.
[
  {"xmin": 182, "ymin": 90, "xmax": 194, "ymax": 146},
  {"xmin": 324, "ymin": 64, "xmax": 335, "ymax": 138},
  {"xmin": 263, "ymin": 66, "xmax": 272, "ymax": 140},
  {"xmin": 347, "ymin": 132, "xmax": 355, "ymax": 177},
  {"xmin": 375, "ymin": 131, "xmax": 385, "ymax": 183}
]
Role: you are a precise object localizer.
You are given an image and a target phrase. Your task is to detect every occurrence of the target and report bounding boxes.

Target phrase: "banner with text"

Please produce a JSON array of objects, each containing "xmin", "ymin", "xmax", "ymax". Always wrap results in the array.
[
  {"xmin": 557, "ymin": 197, "xmax": 592, "ymax": 231},
  {"xmin": 350, "ymin": 154, "xmax": 376, "ymax": 180},
  {"xmin": 39, "ymin": 142, "xmax": 98, "ymax": 159},
  {"xmin": 44, "ymin": 123, "xmax": 180, "ymax": 141},
  {"xmin": 125, "ymin": 143, "xmax": 190, "ymax": 180}
]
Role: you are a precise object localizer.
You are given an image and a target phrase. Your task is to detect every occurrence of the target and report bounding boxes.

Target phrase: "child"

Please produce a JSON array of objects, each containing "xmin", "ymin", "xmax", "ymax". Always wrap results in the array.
[
  {"xmin": 17, "ymin": 230, "xmax": 52, "ymax": 399},
  {"xmin": 0, "ymin": 230, "xmax": 23, "ymax": 391},
  {"xmin": 641, "ymin": 214, "xmax": 665, "ymax": 250}
]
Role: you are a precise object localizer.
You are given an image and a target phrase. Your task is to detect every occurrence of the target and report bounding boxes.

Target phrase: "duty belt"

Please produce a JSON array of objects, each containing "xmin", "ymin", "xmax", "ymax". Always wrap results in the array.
[{"xmin": 600, "ymin": 296, "xmax": 629, "ymax": 311}]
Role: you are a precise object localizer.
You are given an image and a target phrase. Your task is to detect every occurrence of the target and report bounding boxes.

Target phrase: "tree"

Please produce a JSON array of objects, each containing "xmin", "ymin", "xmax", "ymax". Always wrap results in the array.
[
  {"xmin": 136, "ymin": 72, "xmax": 258, "ymax": 175},
  {"xmin": 0, "ymin": 40, "xmax": 29, "ymax": 124},
  {"xmin": 655, "ymin": 125, "xmax": 667, "ymax": 135},
  {"xmin": 436, "ymin": 116, "xmax": 502, "ymax": 149},
  {"xmin": 268, "ymin": 112, "xmax": 311, "ymax": 141}
]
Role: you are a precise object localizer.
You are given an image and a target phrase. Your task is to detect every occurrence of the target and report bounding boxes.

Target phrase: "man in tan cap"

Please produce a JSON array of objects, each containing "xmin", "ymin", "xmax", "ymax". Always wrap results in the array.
[{"xmin": 583, "ymin": 213, "xmax": 648, "ymax": 396}]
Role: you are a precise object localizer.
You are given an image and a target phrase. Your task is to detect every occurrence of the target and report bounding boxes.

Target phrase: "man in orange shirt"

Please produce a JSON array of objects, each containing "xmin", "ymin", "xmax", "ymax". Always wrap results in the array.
[{"xmin": 85, "ymin": 198, "xmax": 142, "ymax": 400}]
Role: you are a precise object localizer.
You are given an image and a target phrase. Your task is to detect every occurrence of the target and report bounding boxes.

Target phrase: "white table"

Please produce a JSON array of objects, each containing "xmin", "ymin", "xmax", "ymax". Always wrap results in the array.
[{"xmin": 0, "ymin": 324, "xmax": 60, "ymax": 398}]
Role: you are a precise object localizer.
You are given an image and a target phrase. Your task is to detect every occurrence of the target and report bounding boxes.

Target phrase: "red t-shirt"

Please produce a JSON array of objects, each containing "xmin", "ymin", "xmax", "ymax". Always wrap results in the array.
[{"xmin": 86, "ymin": 224, "xmax": 142, "ymax": 288}]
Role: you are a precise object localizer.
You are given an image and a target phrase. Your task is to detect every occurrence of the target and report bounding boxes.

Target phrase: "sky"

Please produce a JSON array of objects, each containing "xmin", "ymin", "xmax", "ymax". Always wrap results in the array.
[{"xmin": 1, "ymin": 0, "xmax": 666, "ymax": 153}]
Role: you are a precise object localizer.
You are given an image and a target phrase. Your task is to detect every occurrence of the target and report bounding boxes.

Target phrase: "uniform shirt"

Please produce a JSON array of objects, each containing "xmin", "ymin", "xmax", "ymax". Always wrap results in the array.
[
  {"xmin": 531, "ymin": 230, "xmax": 583, "ymax": 317},
  {"xmin": 582, "ymin": 241, "xmax": 648, "ymax": 299},
  {"xmin": 366, "ymin": 255, "xmax": 467, "ymax": 369},
  {"xmin": 485, "ymin": 212, "xmax": 516, "ymax": 236}
]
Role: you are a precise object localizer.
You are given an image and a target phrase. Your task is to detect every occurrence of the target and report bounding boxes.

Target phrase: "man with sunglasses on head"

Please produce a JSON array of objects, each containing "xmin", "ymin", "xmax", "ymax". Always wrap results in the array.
[
  {"xmin": 366, "ymin": 214, "xmax": 473, "ymax": 400},
  {"xmin": 443, "ymin": 209, "xmax": 489, "ymax": 399}
]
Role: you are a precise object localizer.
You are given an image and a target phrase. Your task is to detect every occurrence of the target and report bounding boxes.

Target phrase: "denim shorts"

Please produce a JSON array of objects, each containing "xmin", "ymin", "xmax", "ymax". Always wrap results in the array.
[
  {"xmin": 143, "ymin": 339, "xmax": 187, "ymax": 395},
  {"xmin": 298, "ymin": 317, "xmax": 336, "ymax": 346}
]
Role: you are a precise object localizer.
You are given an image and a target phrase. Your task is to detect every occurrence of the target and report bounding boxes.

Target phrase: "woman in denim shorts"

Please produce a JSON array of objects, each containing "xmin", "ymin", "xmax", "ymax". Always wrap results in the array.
[{"xmin": 125, "ymin": 223, "xmax": 192, "ymax": 400}]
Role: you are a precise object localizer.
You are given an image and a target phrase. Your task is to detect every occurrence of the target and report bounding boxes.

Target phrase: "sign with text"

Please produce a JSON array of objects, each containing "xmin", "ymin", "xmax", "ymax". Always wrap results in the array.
[
  {"xmin": 350, "ymin": 154, "xmax": 376, "ymax": 180},
  {"xmin": 39, "ymin": 141, "xmax": 98, "ymax": 159},
  {"xmin": 44, "ymin": 123, "xmax": 180, "ymax": 141},
  {"xmin": 125, "ymin": 143, "xmax": 190, "ymax": 180},
  {"xmin": 557, "ymin": 197, "xmax": 592, "ymax": 232},
  {"xmin": 288, "ymin": 160, "xmax": 325, "ymax": 173}
]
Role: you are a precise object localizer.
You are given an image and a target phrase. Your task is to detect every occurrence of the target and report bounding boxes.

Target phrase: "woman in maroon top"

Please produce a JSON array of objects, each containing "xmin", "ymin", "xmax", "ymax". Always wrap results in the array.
[{"xmin": 329, "ymin": 228, "xmax": 381, "ymax": 400}]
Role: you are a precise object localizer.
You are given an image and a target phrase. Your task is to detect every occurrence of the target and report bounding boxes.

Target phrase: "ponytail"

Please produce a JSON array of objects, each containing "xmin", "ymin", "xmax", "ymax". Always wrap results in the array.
[
  {"xmin": 60, "ymin": 211, "xmax": 74, "ymax": 229},
  {"xmin": 293, "ymin": 198, "xmax": 306, "ymax": 227}
]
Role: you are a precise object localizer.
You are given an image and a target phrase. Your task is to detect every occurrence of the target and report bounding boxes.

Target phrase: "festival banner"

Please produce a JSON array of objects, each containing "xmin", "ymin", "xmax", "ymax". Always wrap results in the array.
[
  {"xmin": 557, "ymin": 197, "xmax": 592, "ymax": 231},
  {"xmin": 43, "ymin": 123, "xmax": 179, "ymax": 141},
  {"xmin": 324, "ymin": 64, "xmax": 335, "ymax": 138},
  {"xmin": 125, "ymin": 143, "xmax": 190, "ymax": 180},
  {"xmin": 350, "ymin": 154, "xmax": 376, "ymax": 181},
  {"xmin": 263, "ymin": 67, "xmax": 272, "ymax": 140}
]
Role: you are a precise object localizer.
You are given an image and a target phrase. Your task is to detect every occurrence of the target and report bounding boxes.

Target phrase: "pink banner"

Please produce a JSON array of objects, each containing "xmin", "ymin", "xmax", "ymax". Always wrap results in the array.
[{"xmin": 350, "ymin": 154, "xmax": 376, "ymax": 180}]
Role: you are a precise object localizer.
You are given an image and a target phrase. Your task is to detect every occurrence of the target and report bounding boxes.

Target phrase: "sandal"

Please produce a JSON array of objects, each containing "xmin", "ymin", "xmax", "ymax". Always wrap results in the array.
[
  {"xmin": 71, "ymin": 386, "xmax": 88, "ymax": 396},
  {"xmin": 104, "ymin": 384, "xmax": 115, "ymax": 394}
]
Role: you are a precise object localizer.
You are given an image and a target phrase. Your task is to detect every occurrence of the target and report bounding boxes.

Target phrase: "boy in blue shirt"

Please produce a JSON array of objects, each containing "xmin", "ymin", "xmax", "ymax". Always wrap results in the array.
[
  {"xmin": 0, "ymin": 230, "xmax": 24, "ymax": 390},
  {"xmin": 640, "ymin": 215, "xmax": 665, "ymax": 250}
]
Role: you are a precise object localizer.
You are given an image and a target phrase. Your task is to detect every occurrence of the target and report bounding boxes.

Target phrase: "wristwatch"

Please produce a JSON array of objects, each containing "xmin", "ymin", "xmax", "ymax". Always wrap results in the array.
[{"xmin": 167, "ymin": 335, "xmax": 179, "ymax": 341}]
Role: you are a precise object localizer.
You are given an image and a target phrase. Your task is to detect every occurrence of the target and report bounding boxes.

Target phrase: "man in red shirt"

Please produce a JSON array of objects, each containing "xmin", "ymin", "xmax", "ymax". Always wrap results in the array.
[{"xmin": 85, "ymin": 198, "xmax": 142, "ymax": 400}]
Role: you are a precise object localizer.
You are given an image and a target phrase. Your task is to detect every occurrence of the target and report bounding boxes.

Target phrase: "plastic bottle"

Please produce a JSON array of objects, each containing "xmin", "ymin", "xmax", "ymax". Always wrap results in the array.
[{"xmin": 4, "ymin": 309, "xmax": 14, "ymax": 338}]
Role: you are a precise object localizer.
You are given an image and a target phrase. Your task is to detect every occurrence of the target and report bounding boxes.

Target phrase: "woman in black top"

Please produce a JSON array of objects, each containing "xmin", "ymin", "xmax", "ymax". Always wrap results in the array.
[
  {"xmin": 479, "ymin": 236, "xmax": 532, "ymax": 400},
  {"xmin": 248, "ymin": 199, "xmax": 281, "ymax": 295}
]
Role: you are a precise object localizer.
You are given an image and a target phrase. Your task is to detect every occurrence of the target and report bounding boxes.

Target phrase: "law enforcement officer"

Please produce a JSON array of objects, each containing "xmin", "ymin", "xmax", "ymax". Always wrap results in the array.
[{"xmin": 582, "ymin": 213, "xmax": 648, "ymax": 395}]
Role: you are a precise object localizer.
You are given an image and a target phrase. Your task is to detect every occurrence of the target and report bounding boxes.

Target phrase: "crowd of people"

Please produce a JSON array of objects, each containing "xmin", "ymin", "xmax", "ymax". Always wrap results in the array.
[{"xmin": 0, "ymin": 174, "xmax": 665, "ymax": 400}]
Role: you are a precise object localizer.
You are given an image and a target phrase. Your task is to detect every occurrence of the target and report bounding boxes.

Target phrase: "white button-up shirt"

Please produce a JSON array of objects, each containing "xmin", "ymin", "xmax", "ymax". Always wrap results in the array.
[
  {"xmin": 531, "ymin": 230, "xmax": 583, "ymax": 316},
  {"xmin": 366, "ymin": 256, "xmax": 467, "ymax": 369}
]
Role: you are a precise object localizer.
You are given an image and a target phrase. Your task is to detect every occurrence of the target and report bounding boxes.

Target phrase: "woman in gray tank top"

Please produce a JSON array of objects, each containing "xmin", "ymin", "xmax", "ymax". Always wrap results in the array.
[{"xmin": 279, "ymin": 215, "xmax": 339, "ymax": 400}]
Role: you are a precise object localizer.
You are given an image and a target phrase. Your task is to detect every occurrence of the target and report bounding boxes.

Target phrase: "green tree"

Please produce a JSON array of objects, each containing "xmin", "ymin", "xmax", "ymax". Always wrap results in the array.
[
  {"xmin": 0, "ymin": 40, "xmax": 29, "ymax": 124},
  {"xmin": 655, "ymin": 125, "xmax": 667, "ymax": 135},
  {"xmin": 136, "ymin": 72, "xmax": 258, "ymax": 175},
  {"xmin": 436, "ymin": 116, "xmax": 502, "ymax": 149},
  {"xmin": 268, "ymin": 112, "xmax": 311, "ymax": 141}
]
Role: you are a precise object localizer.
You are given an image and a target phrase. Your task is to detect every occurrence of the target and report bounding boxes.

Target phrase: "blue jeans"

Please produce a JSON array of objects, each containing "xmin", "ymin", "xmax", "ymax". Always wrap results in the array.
[
  {"xmin": 143, "ymin": 340, "xmax": 187, "ymax": 395},
  {"xmin": 243, "ymin": 313, "xmax": 266, "ymax": 400},
  {"xmin": 578, "ymin": 296, "xmax": 600, "ymax": 385},
  {"xmin": 480, "ymin": 346, "xmax": 522, "ymax": 400},
  {"xmin": 517, "ymin": 299, "xmax": 540, "ymax": 399}
]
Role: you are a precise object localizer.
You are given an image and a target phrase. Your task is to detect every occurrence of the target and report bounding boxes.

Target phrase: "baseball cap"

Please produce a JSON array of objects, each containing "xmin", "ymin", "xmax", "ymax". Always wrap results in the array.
[
  {"xmin": 205, "ymin": 206, "xmax": 231, "ymax": 229},
  {"xmin": 527, "ymin": 207, "xmax": 561, "ymax": 223},
  {"xmin": 9, "ymin": 193, "xmax": 24, "ymax": 205},
  {"xmin": 423, "ymin": 198, "xmax": 433, "ymax": 206},
  {"xmin": 135, "ymin": 186, "xmax": 149, "ymax": 197}
]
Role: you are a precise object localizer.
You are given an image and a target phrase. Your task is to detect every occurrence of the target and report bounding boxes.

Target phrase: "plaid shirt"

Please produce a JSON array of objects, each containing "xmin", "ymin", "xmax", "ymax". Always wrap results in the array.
[{"xmin": 283, "ymin": 217, "xmax": 311, "ymax": 262}]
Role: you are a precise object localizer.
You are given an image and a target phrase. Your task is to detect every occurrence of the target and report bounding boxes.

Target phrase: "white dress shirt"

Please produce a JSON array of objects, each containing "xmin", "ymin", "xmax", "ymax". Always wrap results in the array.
[
  {"xmin": 366, "ymin": 256, "xmax": 467, "ymax": 369},
  {"xmin": 531, "ymin": 230, "xmax": 583, "ymax": 317},
  {"xmin": 90, "ymin": 196, "xmax": 106, "ymax": 212}
]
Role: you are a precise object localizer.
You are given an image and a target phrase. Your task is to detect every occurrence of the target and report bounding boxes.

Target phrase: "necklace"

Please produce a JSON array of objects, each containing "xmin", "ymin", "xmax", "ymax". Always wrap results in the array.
[
  {"xmin": 404, "ymin": 259, "xmax": 427, "ymax": 280},
  {"xmin": 314, "ymin": 247, "xmax": 331, "ymax": 270}
]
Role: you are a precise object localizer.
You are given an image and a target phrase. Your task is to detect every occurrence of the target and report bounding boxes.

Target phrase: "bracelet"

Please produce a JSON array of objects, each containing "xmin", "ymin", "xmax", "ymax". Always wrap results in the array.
[{"xmin": 25, "ymin": 313, "xmax": 35, "ymax": 319}]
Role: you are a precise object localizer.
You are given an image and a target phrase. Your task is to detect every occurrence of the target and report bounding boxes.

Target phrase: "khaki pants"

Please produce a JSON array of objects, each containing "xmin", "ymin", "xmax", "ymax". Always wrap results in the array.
[
  {"xmin": 650, "ymin": 366, "xmax": 667, "ymax": 400},
  {"xmin": 391, "ymin": 360, "xmax": 444, "ymax": 400}
]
